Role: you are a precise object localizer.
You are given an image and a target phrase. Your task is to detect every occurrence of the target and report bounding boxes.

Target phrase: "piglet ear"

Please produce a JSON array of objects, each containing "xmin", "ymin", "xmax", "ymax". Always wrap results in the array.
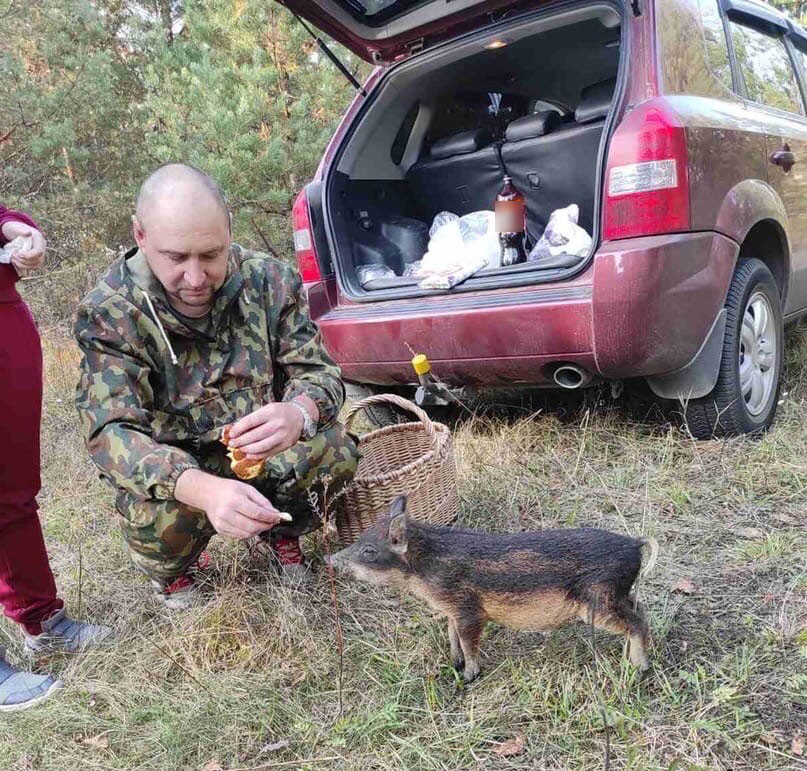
[
  {"xmin": 389, "ymin": 495, "xmax": 407, "ymax": 517},
  {"xmin": 387, "ymin": 512, "xmax": 408, "ymax": 552}
]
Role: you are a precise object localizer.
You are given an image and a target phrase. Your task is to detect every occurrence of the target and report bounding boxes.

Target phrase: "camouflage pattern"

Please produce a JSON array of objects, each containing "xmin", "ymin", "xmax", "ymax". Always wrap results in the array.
[
  {"xmin": 75, "ymin": 245, "xmax": 358, "ymax": 578},
  {"xmin": 118, "ymin": 423, "xmax": 358, "ymax": 579}
]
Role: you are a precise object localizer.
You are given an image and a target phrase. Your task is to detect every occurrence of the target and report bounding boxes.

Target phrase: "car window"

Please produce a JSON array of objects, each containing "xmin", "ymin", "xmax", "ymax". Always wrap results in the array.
[
  {"xmin": 391, "ymin": 103, "xmax": 419, "ymax": 165},
  {"xmin": 656, "ymin": 0, "xmax": 734, "ymax": 98},
  {"xmin": 798, "ymin": 48, "xmax": 807, "ymax": 88},
  {"xmin": 332, "ymin": 0, "xmax": 419, "ymax": 22},
  {"xmin": 730, "ymin": 23, "xmax": 804, "ymax": 115},
  {"xmin": 699, "ymin": 0, "xmax": 733, "ymax": 92},
  {"xmin": 425, "ymin": 92, "xmax": 529, "ymax": 148}
]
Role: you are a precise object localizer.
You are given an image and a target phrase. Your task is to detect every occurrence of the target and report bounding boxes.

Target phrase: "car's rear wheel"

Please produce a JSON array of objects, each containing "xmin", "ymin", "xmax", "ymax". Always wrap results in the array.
[
  {"xmin": 364, "ymin": 398, "xmax": 412, "ymax": 428},
  {"xmin": 685, "ymin": 258, "xmax": 783, "ymax": 439},
  {"xmin": 345, "ymin": 383, "xmax": 461, "ymax": 428}
]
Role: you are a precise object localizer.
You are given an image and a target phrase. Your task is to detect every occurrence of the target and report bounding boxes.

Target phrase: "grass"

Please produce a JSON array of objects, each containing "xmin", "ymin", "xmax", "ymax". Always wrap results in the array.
[{"xmin": 1, "ymin": 325, "xmax": 805, "ymax": 771}]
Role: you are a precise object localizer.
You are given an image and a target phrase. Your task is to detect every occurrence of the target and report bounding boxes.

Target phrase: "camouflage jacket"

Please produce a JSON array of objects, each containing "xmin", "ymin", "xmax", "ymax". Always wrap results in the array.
[{"xmin": 75, "ymin": 245, "xmax": 344, "ymax": 502}]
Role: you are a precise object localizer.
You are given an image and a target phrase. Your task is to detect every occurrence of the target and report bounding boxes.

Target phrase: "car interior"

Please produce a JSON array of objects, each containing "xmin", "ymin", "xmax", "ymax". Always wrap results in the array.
[{"xmin": 326, "ymin": 5, "xmax": 621, "ymax": 291}]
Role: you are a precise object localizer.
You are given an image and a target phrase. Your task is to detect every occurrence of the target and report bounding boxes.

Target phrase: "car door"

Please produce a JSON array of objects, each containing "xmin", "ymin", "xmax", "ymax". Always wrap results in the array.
[
  {"xmin": 788, "ymin": 29, "xmax": 807, "ymax": 312},
  {"xmin": 724, "ymin": 4, "xmax": 807, "ymax": 314}
]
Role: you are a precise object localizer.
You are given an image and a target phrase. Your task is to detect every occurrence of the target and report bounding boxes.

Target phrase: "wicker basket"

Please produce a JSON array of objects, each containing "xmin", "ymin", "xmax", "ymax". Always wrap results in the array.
[{"xmin": 333, "ymin": 394, "xmax": 459, "ymax": 545}]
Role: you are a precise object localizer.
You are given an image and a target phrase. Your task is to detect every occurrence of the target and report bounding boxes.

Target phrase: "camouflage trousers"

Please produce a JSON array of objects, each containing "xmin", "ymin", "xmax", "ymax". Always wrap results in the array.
[{"xmin": 115, "ymin": 423, "xmax": 359, "ymax": 580}]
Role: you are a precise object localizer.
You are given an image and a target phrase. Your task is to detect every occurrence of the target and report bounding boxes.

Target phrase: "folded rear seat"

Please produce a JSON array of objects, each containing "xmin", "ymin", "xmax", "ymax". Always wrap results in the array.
[
  {"xmin": 501, "ymin": 78, "xmax": 616, "ymax": 241},
  {"xmin": 406, "ymin": 127, "xmax": 505, "ymax": 223}
]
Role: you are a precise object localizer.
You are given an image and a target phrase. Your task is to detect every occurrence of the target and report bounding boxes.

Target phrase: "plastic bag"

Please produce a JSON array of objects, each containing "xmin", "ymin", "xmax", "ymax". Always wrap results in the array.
[
  {"xmin": 528, "ymin": 204, "xmax": 592, "ymax": 262},
  {"xmin": 459, "ymin": 211, "xmax": 500, "ymax": 271},
  {"xmin": 428, "ymin": 211, "xmax": 461, "ymax": 238},
  {"xmin": 421, "ymin": 212, "xmax": 467, "ymax": 274},
  {"xmin": 419, "ymin": 254, "xmax": 489, "ymax": 290},
  {"xmin": 357, "ymin": 264, "xmax": 396, "ymax": 286},
  {"xmin": 420, "ymin": 210, "xmax": 500, "ymax": 278},
  {"xmin": 403, "ymin": 260, "xmax": 425, "ymax": 278},
  {"xmin": 0, "ymin": 235, "xmax": 32, "ymax": 265}
]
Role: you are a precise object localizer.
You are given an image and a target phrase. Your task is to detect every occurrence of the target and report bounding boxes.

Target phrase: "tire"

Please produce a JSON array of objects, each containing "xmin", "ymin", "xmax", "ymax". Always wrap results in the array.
[
  {"xmin": 364, "ymin": 400, "xmax": 412, "ymax": 428},
  {"xmin": 344, "ymin": 383, "xmax": 416, "ymax": 428},
  {"xmin": 344, "ymin": 383, "xmax": 461, "ymax": 429},
  {"xmin": 364, "ymin": 398, "xmax": 462, "ymax": 429},
  {"xmin": 685, "ymin": 258, "xmax": 783, "ymax": 439}
]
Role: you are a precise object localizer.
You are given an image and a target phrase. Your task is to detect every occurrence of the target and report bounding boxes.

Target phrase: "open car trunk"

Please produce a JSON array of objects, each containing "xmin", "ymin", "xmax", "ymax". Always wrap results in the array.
[{"xmin": 323, "ymin": 1, "xmax": 624, "ymax": 299}]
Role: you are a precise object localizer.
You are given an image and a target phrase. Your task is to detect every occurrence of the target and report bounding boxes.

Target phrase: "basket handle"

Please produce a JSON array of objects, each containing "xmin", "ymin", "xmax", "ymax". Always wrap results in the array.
[{"xmin": 344, "ymin": 393, "xmax": 437, "ymax": 444}]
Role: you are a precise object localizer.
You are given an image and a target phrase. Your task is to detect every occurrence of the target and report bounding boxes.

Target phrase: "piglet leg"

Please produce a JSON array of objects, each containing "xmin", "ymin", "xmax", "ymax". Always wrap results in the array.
[
  {"xmin": 455, "ymin": 617, "xmax": 485, "ymax": 683},
  {"xmin": 584, "ymin": 597, "xmax": 650, "ymax": 671},
  {"xmin": 448, "ymin": 619, "xmax": 464, "ymax": 670}
]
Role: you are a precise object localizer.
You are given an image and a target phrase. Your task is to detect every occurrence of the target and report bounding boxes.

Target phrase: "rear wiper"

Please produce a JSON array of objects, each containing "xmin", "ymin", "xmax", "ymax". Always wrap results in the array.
[
  {"xmin": 291, "ymin": 11, "xmax": 367, "ymax": 96},
  {"xmin": 342, "ymin": 0, "xmax": 368, "ymax": 14}
]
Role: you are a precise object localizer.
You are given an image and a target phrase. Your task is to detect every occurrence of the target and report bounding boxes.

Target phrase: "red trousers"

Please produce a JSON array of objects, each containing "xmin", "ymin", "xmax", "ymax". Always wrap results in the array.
[{"xmin": 0, "ymin": 265, "xmax": 62, "ymax": 634}]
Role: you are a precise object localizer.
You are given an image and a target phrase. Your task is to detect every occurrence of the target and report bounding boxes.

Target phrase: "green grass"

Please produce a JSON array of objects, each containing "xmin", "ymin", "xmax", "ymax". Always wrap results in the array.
[{"xmin": 1, "ymin": 327, "xmax": 805, "ymax": 770}]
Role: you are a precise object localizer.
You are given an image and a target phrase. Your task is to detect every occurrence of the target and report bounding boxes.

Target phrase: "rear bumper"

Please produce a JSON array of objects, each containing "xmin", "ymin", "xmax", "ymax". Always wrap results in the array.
[{"xmin": 309, "ymin": 231, "xmax": 738, "ymax": 387}]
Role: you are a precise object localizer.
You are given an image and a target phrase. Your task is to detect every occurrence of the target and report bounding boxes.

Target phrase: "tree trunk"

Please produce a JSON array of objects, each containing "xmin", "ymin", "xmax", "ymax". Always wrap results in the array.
[{"xmin": 157, "ymin": 0, "xmax": 174, "ymax": 44}]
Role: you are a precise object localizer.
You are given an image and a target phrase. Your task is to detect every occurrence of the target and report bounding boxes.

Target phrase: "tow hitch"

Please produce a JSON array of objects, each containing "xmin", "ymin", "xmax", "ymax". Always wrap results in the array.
[{"xmin": 411, "ymin": 353, "xmax": 464, "ymax": 407}]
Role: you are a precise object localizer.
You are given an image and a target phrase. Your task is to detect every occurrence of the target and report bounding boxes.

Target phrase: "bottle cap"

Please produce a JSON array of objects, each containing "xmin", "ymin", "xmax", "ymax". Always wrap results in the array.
[{"xmin": 411, "ymin": 353, "xmax": 431, "ymax": 375}]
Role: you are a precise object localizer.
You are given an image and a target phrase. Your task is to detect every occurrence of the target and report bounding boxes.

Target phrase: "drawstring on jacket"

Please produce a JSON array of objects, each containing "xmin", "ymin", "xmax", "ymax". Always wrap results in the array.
[{"xmin": 143, "ymin": 290, "xmax": 179, "ymax": 366}]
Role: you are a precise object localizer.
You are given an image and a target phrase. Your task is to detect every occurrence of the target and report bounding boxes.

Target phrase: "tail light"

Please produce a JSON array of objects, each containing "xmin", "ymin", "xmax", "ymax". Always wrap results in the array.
[
  {"xmin": 602, "ymin": 100, "xmax": 689, "ymax": 241},
  {"xmin": 292, "ymin": 188, "xmax": 322, "ymax": 283}
]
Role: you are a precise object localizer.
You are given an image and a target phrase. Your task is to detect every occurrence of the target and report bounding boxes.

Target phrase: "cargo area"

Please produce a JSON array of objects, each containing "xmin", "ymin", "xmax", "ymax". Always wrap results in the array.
[{"xmin": 323, "ymin": 3, "xmax": 622, "ymax": 298}]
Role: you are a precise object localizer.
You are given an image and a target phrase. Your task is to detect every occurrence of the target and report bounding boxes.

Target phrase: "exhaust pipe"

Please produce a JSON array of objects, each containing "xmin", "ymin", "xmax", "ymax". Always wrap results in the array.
[{"xmin": 553, "ymin": 364, "xmax": 592, "ymax": 390}]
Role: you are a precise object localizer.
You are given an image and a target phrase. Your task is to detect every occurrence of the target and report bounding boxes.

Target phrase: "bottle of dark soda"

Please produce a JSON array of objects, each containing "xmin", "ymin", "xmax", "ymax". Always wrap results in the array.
[{"xmin": 495, "ymin": 175, "xmax": 527, "ymax": 266}]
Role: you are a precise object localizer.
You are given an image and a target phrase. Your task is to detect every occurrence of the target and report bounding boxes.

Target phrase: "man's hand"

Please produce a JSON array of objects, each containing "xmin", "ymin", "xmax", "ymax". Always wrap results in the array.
[
  {"xmin": 175, "ymin": 469, "xmax": 291, "ymax": 540},
  {"xmin": 227, "ymin": 399, "xmax": 317, "ymax": 458},
  {"xmin": 2, "ymin": 225, "xmax": 46, "ymax": 271}
]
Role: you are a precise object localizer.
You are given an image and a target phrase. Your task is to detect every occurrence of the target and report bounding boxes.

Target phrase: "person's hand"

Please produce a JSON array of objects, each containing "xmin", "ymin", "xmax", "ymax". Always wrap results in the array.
[
  {"xmin": 8, "ymin": 227, "xmax": 46, "ymax": 271},
  {"xmin": 227, "ymin": 402, "xmax": 306, "ymax": 458},
  {"xmin": 205, "ymin": 477, "xmax": 291, "ymax": 539},
  {"xmin": 175, "ymin": 469, "xmax": 291, "ymax": 540}
]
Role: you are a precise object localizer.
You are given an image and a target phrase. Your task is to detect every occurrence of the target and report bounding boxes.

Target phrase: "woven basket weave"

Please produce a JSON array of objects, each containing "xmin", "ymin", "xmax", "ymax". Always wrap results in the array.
[{"xmin": 333, "ymin": 394, "xmax": 459, "ymax": 545}]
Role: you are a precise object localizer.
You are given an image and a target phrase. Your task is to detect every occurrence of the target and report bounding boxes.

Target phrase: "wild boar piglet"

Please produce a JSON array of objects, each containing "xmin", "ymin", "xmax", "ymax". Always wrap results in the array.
[{"xmin": 329, "ymin": 496, "xmax": 658, "ymax": 682}]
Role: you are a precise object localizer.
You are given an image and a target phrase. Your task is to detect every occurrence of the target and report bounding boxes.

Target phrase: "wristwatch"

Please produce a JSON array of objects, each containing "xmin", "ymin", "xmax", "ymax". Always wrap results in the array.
[{"xmin": 289, "ymin": 398, "xmax": 317, "ymax": 441}]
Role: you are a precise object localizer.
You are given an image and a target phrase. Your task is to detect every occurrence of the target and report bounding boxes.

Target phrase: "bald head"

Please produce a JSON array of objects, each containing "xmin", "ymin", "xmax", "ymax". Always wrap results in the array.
[
  {"xmin": 135, "ymin": 163, "xmax": 230, "ymax": 233},
  {"xmin": 132, "ymin": 164, "xmax": 232, "ymax": 318}
]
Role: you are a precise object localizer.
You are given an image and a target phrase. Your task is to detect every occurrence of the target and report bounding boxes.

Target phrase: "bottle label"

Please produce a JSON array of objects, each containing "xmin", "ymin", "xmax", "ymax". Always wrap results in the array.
[{"xmin": 495, "ymin": 200, "xmax": 525, "ymax": 233}]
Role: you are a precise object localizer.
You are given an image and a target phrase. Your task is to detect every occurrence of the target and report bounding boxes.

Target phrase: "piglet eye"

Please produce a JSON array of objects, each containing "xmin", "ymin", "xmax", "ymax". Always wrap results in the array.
[{"xmin": 360, "ymin": 545, "xmax": 377, "ymax": 560}]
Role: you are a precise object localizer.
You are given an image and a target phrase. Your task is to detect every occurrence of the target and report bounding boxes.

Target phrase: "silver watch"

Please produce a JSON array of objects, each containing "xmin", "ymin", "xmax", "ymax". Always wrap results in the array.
[{"xmin": 289, "ymin": 399, "xmax": 317, "ymax": 441}]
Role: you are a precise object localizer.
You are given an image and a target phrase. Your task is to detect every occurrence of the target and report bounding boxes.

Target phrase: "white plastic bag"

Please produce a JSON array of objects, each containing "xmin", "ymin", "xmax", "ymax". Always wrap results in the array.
[
  {"xmin": 419, "ymin": 254, "xmax": 489, "ymax": 290},
  {"xmin": 357, "ymin": 264, "xmax": 396, "ymax": 286},
  {"xmin": 0, "ymin": 235, "xmax": 32, "ymax": 265},
  {"xmin": 528, "ymin": 204, "xmax": 592, "ymax": 262},
  {"xmin": 420, "ymin": 210, "xmax": 500, "ymax": 278},
  {"xmin": 458, "ymin": 211, "xmax": 500, "ymax": 270},
  {"xmin": 403, "ymin": 260, "xmax": 425, "ymax": 278},
  {"xmin": 428, "ymin": 211, "xmax": 461, "ymax": 238},
  {"xmin": 421, "ymin": 212, "xmax": 466, "ymax": 274}
]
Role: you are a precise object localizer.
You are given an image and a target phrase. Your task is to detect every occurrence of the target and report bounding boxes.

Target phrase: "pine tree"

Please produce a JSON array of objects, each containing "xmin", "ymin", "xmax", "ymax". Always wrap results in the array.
[
  {"xmin": 139, "ymin": 0, "xmax": 369, "ymax": 257},
  {"xmin": 1, "ymin": 0, "xmax": 365, "ymax": 323},
  {"xmin": 1, "ymin": 0, "xmax": 151, "ymax": 320}
]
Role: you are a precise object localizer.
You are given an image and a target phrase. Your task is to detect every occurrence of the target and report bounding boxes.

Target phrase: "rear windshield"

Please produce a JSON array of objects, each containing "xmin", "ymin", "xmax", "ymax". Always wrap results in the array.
[{"xmin": 335, "ymin": 0, "xmax": 424, "ymax": 23}]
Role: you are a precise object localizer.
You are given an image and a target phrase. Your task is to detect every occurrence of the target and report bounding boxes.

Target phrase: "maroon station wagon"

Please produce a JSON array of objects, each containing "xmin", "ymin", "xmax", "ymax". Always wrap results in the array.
[{"xmin": 280, "ymin": 0, "xmax": 807, "ymax": 438}]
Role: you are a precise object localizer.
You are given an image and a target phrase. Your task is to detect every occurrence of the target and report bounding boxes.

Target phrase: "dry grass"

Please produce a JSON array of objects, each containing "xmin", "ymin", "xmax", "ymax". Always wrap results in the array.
[{"xmin": 1, "ymin": 327, "xmax": 805, "ymax": 771}]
